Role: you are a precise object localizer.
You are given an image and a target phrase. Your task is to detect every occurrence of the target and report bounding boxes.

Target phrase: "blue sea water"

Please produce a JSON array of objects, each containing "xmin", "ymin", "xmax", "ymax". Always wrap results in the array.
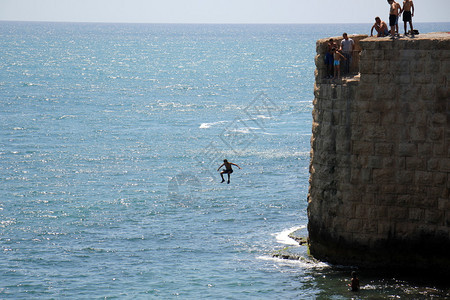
[{"xmin": 1, "ymin": 22, "xmax": 449, "ymax": 299}]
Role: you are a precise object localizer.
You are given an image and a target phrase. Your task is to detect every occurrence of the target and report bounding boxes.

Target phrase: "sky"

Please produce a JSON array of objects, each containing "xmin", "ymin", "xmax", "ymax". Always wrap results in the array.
[{"xmin": 0, "ymin": 0, "xmax": 449, "ymax": 24}]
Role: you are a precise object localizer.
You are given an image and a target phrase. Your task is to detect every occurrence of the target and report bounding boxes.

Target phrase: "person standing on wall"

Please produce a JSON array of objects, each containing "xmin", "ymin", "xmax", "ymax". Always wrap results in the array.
[
  {"xmin": 402, "ymin": 0, "xmax": 414, "ymax": 35},
  {"xmin": 340, "ymin": 33, "xmax": 354, "ymax": 76},
  {"xmin": 388, "ymin": 0, "xmax": 402, "ymax": 36},
  {"xmin": 325, "ymin": 38, "xmax": 337, "ymax": 78}
]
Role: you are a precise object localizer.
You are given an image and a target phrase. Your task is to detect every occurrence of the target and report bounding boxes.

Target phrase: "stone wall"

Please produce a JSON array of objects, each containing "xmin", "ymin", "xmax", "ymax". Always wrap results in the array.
[{"xmin": 308, "ymin": 33, "xmax": 450, "ymax": 273}]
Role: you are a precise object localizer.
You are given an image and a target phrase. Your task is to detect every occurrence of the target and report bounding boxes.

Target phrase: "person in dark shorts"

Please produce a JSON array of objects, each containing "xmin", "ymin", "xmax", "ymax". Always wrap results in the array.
[
  {"xmin": 217, "ymin": 159, "xmax": 241, "ymax": 184},
  {"xmin": 402, "ymin": 0, "xmax": 414, "ymax": 35},
  {"xmin": 371, "ymin": 17, "xmax": 390, "ymax": 37},
  {"xmin": 388, "ymin": 0, "xmax": 401, "ymax": 36},
  {"xmin": 325, "ymin": 39, "xmax": 337, "ymax": 78}
]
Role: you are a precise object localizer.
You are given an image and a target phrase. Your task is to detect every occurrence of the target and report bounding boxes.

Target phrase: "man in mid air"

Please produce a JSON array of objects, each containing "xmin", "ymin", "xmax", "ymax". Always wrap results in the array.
[{"xmin": 217, "ymin": 159, "xmax": 241, "ymax": 184}]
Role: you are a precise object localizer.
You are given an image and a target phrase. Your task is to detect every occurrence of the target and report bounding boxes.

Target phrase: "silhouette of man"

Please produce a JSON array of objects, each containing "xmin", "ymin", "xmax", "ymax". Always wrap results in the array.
[{"xmin": 217, "ymin": 159, "xmax": 241, "ymax": 184}]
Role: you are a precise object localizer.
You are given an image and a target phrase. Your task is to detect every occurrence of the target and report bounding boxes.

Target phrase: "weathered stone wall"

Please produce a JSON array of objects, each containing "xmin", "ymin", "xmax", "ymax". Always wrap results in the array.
[{"xmin": 308, "ymin": 33, "xmax": 450, "ymax": 272}]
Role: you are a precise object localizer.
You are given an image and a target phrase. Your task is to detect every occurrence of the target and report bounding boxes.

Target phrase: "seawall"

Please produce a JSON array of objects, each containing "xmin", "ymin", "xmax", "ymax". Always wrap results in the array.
[{"xmin": 308, "ymin": 33, "xmax": 450, "ymax": 272}]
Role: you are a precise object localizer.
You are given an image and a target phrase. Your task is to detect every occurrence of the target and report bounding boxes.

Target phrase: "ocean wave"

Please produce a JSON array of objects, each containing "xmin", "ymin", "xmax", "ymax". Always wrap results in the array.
[
  {"xmin": 199, "ymin": 120, "xmax": 229, "ymax": 129},
  {"xmin": 257, "ymin": 255, "xmax": 329, "ymax": 269},
  {"xmin": 273, "ymin": 225, "xmax": 306, "ymax": 246}
]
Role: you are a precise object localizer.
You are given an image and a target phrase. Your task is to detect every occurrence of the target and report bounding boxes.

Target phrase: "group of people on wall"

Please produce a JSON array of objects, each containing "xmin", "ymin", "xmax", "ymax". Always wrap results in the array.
[
  {"xmin": 371, "ymin": 0, "xmax": 415, "ymax": 37},
  {"xmin": 324, "ymin": 0, "xmax": 415, "ymax": 80},
  {"xmin": 324, "ymin": 33, "xmax": 354, "ymax": 80}
]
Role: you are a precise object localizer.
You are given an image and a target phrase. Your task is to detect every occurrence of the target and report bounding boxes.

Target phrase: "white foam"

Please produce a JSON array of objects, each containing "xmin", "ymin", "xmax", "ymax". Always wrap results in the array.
[
  {"xmin": 257, "ymin": 255, "xmax": 330, "ymax": 269},
  {"xmin": 199, "ymin": 120, "xmax": 228, "ymax": 129},
  {"xmin": 273, "ymin": 225, "xmax": 306, "ymax": 246}
]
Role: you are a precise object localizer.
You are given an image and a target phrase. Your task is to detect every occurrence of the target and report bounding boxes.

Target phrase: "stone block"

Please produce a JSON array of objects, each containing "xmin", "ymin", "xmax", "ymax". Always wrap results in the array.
[
  {"xmin": 360, "ymin": 40, "xmax": 377, "ymax": 50},
  {"xmin": 350, "ymin": 168, "xmax": 372, "ymax": 184},
  {"xmin": 436, "ymin": 87, "xmax": 449, "ymax": 101},
  {"xmin": 359, "ymin": 59, "xmax": 374, "ymax": 74},
  {"xmin": 424, "ymin": 59, "xmax": 441, "ymax": 75},
  {"xmin": 333, "ymin": 98, "xmax": 349, "ymax": 111},
  {"xmin": 332, "ymin": 110, "xmax": 341, "ymax": 124},
  {"xmin": 380, "ymin": 111, "xmax": 397, "ymax": 124},
  {"xmin": 383, "ymin": 48, "xmax": 400, "ymax": 60},
  {"xmin": 413, "ymin": 74, "xmax": 433, "ymax": 85},
  {"xmin": 352, "ymin": 141, "xmax": 373, "ymax": 155},
  {"xmin": 378, "ymin": 40, "xmax": 393, "ymax": 50},
  {"xmin": 374, "ymin": 85, "xmax": 396, "ymax": 100},
  {"xmin": 375, "ymin": 143, "xmax": 394, "ymax": 156},
  {"xmin": 399, "ymin": 86, "xmax": 421, "ymax": 102},
  {"xmin": 427, "ymin": 158, "xmax": 441, "ymax": 171},
  {"xmin": 392, "ymin": 60, "xmax": 410, "ymax": 74},
  {"xmin": 415, "ymin": 111, "xmax": 428, "ymax": 126},
  {"xmin": 410, "ymin": 59, "xmax": 425, "ymax": 73},
  {"xmin": 433, "ymin": 172, "xmax": 447, "ymax": 185},
  {"xmin": 397, "ymin": 157, "xmax": 406, "ymax": 169},
  {"xmin": 431, "ymin": 113, "xmax": 446, "ymax": 125},
  {"xmin": 377, "ymin": 221, "xmax": 393, "ymax": 236},
  {"xmin": 322, "ymin": 111, "xmax": 333, "ymax": 123},
  {"xmin": 355, "ymin": 99, "xmax": 371, "ymax": 111},
  {"xmin": 441, "ymin": 158, "xmax": 450, "ymax": 172},
  {"xmin": 362, "ymin": 193, "xmax": 375, "ymax": 205},
  {"xmin": 399, "ymin": 49, "xmax": 415, "ymax": 60},
  {"xmin": 351, "ymin": 127, "xmax": 364, "ymax": 140},
  {"xmin": 406, "ymin": 157, "xmax": 426, "ymax": 170},
  {"xmin": 397, "ymin": 170, "xmax": 414, "ymax": 184},
  {"xmin": 410, "ymin": 126, "xmax": 426, "ymax": 141},
  {"xmin": 373, "ymin": 168, "xmax": 395, "ymax": 184},
  {"xmin": 409, "ymin": 208, "xmax": 425, "ymax": 221},
  {"xmin": 361, "ymin": 112, "xmax": 380, "ymax": 124},
  {"xmin": 368, "ymin": 156, "xmax": 383, "ymax": 168},
  {"xmin": 374, "ymin": 60, "xmax": 391, "ymax": 74},
  {"xmin": 431, "ymin": 49, "xmax": 450, "ymax": 60},
  {"xmin": 421, "ymin": 84, "xmax": 436, "ymax": 100},
  {"xmin": 415, "ymin": 171, "xmax": 433, "ymax": 185},
  {"xmin": 360, "ymin": 74, "xmax": 379, "ymax": 85},
  {"xmin": 425, "ymin": 210, "xmax": 444, "ymax": 225},
  {"xmin": 362, "ymin": 220, "xmax": 378, "ymax": 234},
  {"xmin": 443, "ymin": 60, "xmax": 450, "ymax": 74},
  {"xmin": 336, "ymin": 139, "xmax": 351, "ymax": 154},
  {"xmin": 383, "ymin": 157, "xmax": 395, "ymax": 168},
  {"xmin": 355, "ymin": 204, "xmax": 368, "ymax": 218},
  {"xmin": 346, "ymin": 218, "xmax": 363, "ymax": 233},
  {"xmin": 418, "ymin": 143, "xmax": 432, "ymax": 156},
  {"xmin": 433, "ymin": 73, "xmax": 447, "ymax": 86},
  {"xmin": 381, "ymin": 184, "xmax": 397, "ymax": 194},
  {"xmin": 389, "ymin": 207, "xmax": 409, "ymax": 220},
  {"xmin": 350, "ymin": 112, "xmax": 360, "ymax": 125},
  {"xmin": 398, "ymin": 143, "xmax": 417, "ymax": 157},
  {"xmin": 397, "ymin": 74, "xmax": 411, "ymax": 85},
  {"xmin": 433, "ymin": 143, "xmax": 446, "ymax": 156},
  {"xmin": 366, "ymin": 126, "xmax": 387, "ymax": 140}
]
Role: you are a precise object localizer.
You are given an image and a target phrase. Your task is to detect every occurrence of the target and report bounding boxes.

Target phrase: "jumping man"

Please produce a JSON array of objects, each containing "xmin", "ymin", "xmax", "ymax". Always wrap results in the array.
[{"xmin": 217, "ymin": 159, "xmax": 241, "ymax": 184}]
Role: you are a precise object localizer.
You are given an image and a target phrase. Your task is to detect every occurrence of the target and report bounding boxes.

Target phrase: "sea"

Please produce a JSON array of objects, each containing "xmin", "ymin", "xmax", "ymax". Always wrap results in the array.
[{"xmin": 1, "ymin": 21, "xmax": 449, "ymax": 299}]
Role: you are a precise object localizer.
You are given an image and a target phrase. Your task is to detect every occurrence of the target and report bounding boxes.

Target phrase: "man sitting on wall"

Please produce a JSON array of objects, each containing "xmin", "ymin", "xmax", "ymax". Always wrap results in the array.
[{"xmin": 371, "ymin": 17, "xmax": 390, "ymax": 37}]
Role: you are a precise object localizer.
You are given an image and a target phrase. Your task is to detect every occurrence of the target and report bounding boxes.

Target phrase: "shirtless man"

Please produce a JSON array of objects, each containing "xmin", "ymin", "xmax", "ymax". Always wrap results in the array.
[
  {"xmin": 388, "ymin": 0, "xmax": 402, "ymax": 36},
  {"xmin": 332, "ymin": 48, "xmax": 346, "ymax": 79},
  {"xmin": 325, "ymin": 39, "xmax": 337, "ymax": 78},
  {"xmin": 217, "ymin": 159, "xmax": 241, "ymax": 184},
  {"xmin": 402, "ymin": 0, "xmax": 414, "ymax": 35},
  {"xmin": 371, "ymin": 17, "xmax": 390, "ymax": 37}
]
